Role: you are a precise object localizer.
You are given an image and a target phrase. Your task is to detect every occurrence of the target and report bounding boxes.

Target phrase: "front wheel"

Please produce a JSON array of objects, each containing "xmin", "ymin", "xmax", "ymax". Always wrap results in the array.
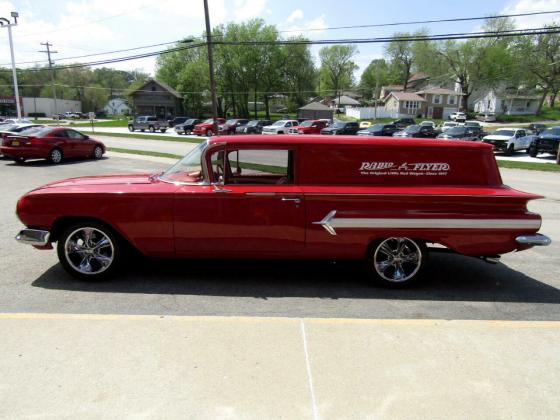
[
  {"xmin": 505, "ymin": 143, "xmax": 515, "ymax": 156},
  {"xmin": 366, "ymin": 237, "xmax": 427, "ymax": 288},
  {"xmin": 93, "ymin": 145, "xmax": 103, "ymax": 159},
  {"xmin": 185, "ymin": 129, "xmax": 191, "ymax": 135},
  {"xmin": 160, "ymin": 129, "xmax": 166, "ymax": 133},
  {"xmin": 57, "ymin": 223, "xmax": 120, "ymax": 280},
  {"xmin": 149, "ymin": 126, "xmax": 156, "ymax": 133},
  {"xmin": 14, "ymin": 157, "xmax": 25, "ymax": 164},
  {"xmin": 128, "ymin": 125, "xmax": 134, "ymax": 132},
  {"xmin": 206, "ymin": 129, "xmax": 213, "ymax": 137}
]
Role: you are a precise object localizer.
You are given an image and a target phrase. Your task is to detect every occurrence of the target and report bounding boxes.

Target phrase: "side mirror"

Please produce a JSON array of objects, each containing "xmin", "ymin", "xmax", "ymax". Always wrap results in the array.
[{"xmin": 84, "ymin": 135, "xmax": 89, "ymax": 139}]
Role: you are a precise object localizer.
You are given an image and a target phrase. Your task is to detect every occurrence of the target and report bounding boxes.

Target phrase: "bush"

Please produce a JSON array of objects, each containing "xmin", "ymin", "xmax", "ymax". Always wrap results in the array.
[{"xmin": 28, "ymin": 112, "xmax": 46, "ymax": 118}]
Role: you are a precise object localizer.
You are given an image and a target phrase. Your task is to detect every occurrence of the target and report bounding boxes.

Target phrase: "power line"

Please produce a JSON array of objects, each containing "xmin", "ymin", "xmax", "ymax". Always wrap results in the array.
[
  {"xmin": 2, "ymin": 27, "xmax": 558, "ymax": 73},
  {"xmin": 275, "ymin": 10, "xmax": 560, "ymax": 33},
  {"xmin": 38, "ymin": 41, "xmax": 58, "ymax": 115}
]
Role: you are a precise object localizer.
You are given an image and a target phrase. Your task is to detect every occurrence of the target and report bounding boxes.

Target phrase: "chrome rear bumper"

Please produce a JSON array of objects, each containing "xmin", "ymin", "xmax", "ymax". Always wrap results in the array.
[
  {"xmin": 15, "ymin": 229, "xmax": 50, "ymax": 246},
  {"xmin": 516, "ymin": 234, "xmax": 551, "ymax": 246}
]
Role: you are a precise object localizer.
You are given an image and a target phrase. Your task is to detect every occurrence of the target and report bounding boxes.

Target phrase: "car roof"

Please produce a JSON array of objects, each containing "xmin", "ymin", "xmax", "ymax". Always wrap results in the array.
[{"xmin": 208, "ymin": 135, "xmax": 492, "ymax": 150}]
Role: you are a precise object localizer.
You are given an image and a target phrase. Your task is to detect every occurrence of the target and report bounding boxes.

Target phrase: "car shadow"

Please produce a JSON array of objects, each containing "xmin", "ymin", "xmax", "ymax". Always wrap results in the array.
[
  {"xmin": 32, "ymin": 252, "xmax": 560, "ymax": 304},
  {"xmin": 4, "ymin": 157, "xmax": 109, "ymax": 167}
]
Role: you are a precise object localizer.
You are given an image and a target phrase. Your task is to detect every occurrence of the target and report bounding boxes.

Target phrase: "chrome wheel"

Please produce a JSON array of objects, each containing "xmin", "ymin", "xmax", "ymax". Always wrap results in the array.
[
  {"xmin": 63, "ymin": 227, "xmax": 114, "ymax": 275},
  {"xmin": 49, "ymin": 149, "xmax": 62, "ymax": 164},
  {"xmin": 372, "ymin": 237, "xmax": 422, "ymax": 283},
  {"xmin": 93, "ymin": 145, "xmax": 103, "ymax": 159}
]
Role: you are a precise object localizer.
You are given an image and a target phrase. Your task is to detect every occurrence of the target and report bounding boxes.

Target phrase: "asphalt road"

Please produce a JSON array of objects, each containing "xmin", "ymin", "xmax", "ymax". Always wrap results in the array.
[{"xmin": 0, "ymin": 155, "xmax": 558, "ymax": 320}]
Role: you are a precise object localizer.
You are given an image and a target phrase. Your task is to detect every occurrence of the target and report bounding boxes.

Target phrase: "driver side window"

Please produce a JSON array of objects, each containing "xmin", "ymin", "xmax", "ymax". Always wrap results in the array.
[{"xmin": 210, "ymin": 150, "xmax": 225, "ymax": 183}]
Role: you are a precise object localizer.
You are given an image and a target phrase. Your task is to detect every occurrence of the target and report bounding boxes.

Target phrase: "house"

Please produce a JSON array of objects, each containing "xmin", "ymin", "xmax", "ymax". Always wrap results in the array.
[
  {"xmin": 407, "ymin": 73, "xmax": 431, "ymax": 91},
  {"xmin": 297, "ymin": 102, "xmax": 334, "ymax": 120},
  {"xmin": 331, "ymin": 95, "xmax": 361, "ymax": 110},
  {"xmin": 129, "ymin": 79, "xmax": 183, "ymax": 118},
  {"xmin": 379, "ymin": 85, "xmax": 404, "ymax": 100},
  {"xmin": 103, "ymin": 98, "xmax": 131, "ymax": 116},
  {"xmin": 416, "ymin": 87, "xmax": 463, "ymax": 119},
  {"xmin": 473, "ymin": 88, "xmax": 541, "ymax": 115},
  {"xmin": 384, "ymin": 91, "xmax": 426, "ymax": 117}
]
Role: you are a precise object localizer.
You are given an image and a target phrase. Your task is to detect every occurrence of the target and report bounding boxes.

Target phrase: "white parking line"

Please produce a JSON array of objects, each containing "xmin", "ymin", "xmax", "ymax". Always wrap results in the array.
[{"xmin": 300, "ymin": 319, "xmax": 320, "ymax": 420}]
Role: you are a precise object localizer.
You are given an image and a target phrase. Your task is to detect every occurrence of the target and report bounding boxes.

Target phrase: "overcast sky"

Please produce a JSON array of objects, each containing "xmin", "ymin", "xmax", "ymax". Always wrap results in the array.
[{"xmin": 0, "ymin": 0, "xmax": 559, "ymax": 79}]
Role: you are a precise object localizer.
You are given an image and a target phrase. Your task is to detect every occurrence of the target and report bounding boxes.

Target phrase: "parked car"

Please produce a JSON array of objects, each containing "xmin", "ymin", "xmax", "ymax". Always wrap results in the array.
[
  {"xmin": 527, "ymin": 123, "xmax": 547, "ymax": 135},
  {"xmin": 218, "ymin": 119, "xmax": 250, "ymax": 135},
  {"xmin": 464, "ymin": 121, "xmax": 486, "ymax": 138},
  {"xmin": 235, "ymin": 119, "xmax": 273, "ymax": 134},
  {"xmin": 436, "ymin": 126, "xmax": 480, "ymax": 141},
  {"xmin": 320, "ymin": 121, "xmax": 360, "ymax": 135},
  {"xmin": 1, "ymin": 127, "xmax": 105, "ymax": 164},
  {"xmin": 393, "ymin": 124, "xmax": 438, "ymax": 138},
  {"xmin": 482, "ymin": 128, "xmax": 532, "ymax": 155},
  {"xmin": 357, "ymin": 124, "xmax": 400, "ymax": 137},
  {"xmin": 262, "ymin": 120, "xmax": 299, "ymax": 135},
  {"xmin": 391, "ymin": 118, "xmax": 415, "ymax": 129},
  {"xmin": 192, "ymin": 118, "xmax": 226, "ymax": 137},
  {"xmin": 476, "ymin": 112, "xmax": 496, "ymax": 122},
  {"xmin": 440, "ymin": 121, "xmax": 458, "ymax": 132},
  {"xmin": 167, "ymin": 117, "xmax": 190, "ymax": 127},
  {"xmin": 174, "ymin": 119, "xmax": 201, "ymax": 135},
  {"xmin": 420, "ymin": 121, "xmax": 436, "ymax": 129},
  {"xmin": 289, "ymin": 119, "xmax": 328, "ymax": 135},
  {"xmin": 359, "ymin": 121, "xmax": 372, "ymax": 129},
  {"xmin": 128, "ymin": 116, "xmax": 168, "ymax": 133},
  {"xmin": 0, "ymin": 123, "xmax": 44, "ymax": 140},
  {"xmin": 14, "ymin": 136, "xmax": 550, "ymax": 286},
  {"xmin": 528, "ymin": 126, "xmax": 560, "ymax": 157},
  {"xmin": 449, "ymin": 112, "xmax": 466, "ymax": 122}
]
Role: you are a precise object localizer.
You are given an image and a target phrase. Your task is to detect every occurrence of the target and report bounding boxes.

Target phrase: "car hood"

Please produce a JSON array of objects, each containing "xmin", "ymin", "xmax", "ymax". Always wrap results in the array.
[
  {"xmin": 483, "ymin": 135, "xmax": 511, "ymax": 141},
  {"xmin": 33, "ymin": 173, "xmax": 154, "ymax": 190}
]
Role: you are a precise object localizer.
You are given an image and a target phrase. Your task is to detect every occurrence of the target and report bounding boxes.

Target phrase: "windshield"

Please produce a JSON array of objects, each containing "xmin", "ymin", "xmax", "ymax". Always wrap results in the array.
[
  {"xmin": 22, "ymin": 126, "xmax": 53, "ymax": 136},
  {"xmin": 368, "ymin": 124, "xmax": 385, "ymax": 131},
  {"xmin": 272, "ymin": 121, "xmax": 287, "ymax": 126},
  {"xmin": 159, "ymin": 141, "xmax": 206, "ymax": 183},
  {"xmin": 544, "ymin": 128, "xmax": 560, "ymax": 136},
  {"xmin": 299, "ymin": 120, "xmax": 314, "ymax": 127},
  {"xmin": 247, "ymin": 120, "xmax": 258, "ymax": 126},
  {"xmin": 185, "ymin": 119, "xmax": 196, "ymax": 125},
  {"xmin": 405, "ymin": 125, "xmax": 421, "ymax": 133},
  {"xmin": 446, "ymin": 127, "xmax": 466, "ymax": 135},
  {"xmin": 225, "ymin": 119, "xmax": 237, "ymax": 125},
  {"xmin": 494, "ymin": 129, "xmax": 515, "ymax": 137},
  {"xmin": 0, "ymin": 124, "xmax": 18, "ymax": 131},
  {"xmin": 331, "ymin": 122, "xmax": 345, "ymax": 128},
  {"xmin": 202, "ymin": 118, "xmax": 213, "ymax": 124}
]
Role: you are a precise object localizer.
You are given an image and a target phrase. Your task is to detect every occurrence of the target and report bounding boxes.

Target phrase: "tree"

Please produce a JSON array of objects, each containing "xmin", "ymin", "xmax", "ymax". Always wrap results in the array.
[
  {"xmin": 359, "ymin": 59, "xmax": 394, "ymax": 100},
  {"xmin": 515, "ymin": 23, "xmax": 560, "ymax": 114},
  {"xmin": 385, "ymin": 32, "xmax": 416, "ymax": 90},
  {"xmin": 281, "ymin": 39, "xmax": 317, "ymax": 112},
  {"xmin": 318, "ymin": 45, "xmax": 358, "ymax": 104}
]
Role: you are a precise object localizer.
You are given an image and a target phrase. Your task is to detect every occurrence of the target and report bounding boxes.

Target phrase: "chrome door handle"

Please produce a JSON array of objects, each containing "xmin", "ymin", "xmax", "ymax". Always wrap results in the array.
[{"xmin": 281, "ymin": 197, "xmax": 301, "ymax": 204}]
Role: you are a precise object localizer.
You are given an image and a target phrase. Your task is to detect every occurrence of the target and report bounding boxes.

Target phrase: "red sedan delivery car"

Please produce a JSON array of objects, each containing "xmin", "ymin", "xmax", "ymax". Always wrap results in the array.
[
  {"xmin": 192, "ymin": 118, "xmax": 226, "ymax": 137},
  {"xmin": 14, "ymin": 136, "xmax": 550, "ymax": 286},
  {"xmin": 1, "ymin": 127, "xmax": 105, "ymax": 164},
  {"xmin": 289, "ymin": 120, "xmax": 328, "ymax": 135}
]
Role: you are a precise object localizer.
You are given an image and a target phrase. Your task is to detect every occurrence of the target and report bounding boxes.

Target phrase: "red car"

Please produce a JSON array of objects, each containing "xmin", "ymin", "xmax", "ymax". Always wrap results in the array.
[
  {"xmin": 1, "ymin": 127, "xmax": 105, "ymax": 164},
  {"xmin": 192, "ymin": 118, "xmax": 226, "ymax": 137},
  {"xmin": 14, "ymin": 136, "xmax": 550, "ymax": 286},
  {"xmin": 288, "ymin": 120, "xmax": 328, "ymax": 134}
]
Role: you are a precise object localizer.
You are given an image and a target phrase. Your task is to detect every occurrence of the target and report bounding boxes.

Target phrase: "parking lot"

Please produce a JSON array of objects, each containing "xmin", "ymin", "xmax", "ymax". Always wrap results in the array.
[{"xmin": 0, "ymin": 154, "xmax": 559, "ymax": 418}]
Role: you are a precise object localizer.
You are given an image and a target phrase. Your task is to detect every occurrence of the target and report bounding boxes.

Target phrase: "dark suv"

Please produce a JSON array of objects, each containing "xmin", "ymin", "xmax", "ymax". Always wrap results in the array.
[
  {"xmin": 219, "ymin": 119, "xmax": 250, "ymax": 135},
  {"xmin": 436, "ymin": 126, "xmax": 480, "ymax": 141},
  {"xmin": 393, "ymin": 124, "xmax": 438, "ymax": 138},
  {"xmin": 357, "ymin": 124, "xmax": 399, "ymax": 137},
  {"xmin": 529, "ymin": 126, "xmax": 560, "ymax": 157},
  {"xmin": 236, "ymin": 120, "xmax": 273, "ymax": 134},
  {"xmin": 174, "ymin": 119, "xmax": 201, "ymax": 135},
  {"xmin": 391, "ymin": 118, "xmax": 415, "ymax": 129},
  {"xmin": 167, "ymin": 116, "xmax": 190, "ymax": 127},
  {"xmin": 320, "ymin": 121, "xmax": 360, "ymax": 135}
]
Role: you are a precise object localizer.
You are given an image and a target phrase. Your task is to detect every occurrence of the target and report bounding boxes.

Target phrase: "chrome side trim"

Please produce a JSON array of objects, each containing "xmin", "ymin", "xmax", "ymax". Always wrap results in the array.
[
  {"xmin": 16, "ymin": 229, "xmax": 50, "ymax": 246},
  {"xmin": 245, "ymin": 192, "xmax": 276, "ymax": 196},
  {"xmin": 516, "ymin": 234, "xmax": 551, "ymax": 246},
  {"xmin": 313, "ymin": 210, "xmax": 542, "ymax": 236}
]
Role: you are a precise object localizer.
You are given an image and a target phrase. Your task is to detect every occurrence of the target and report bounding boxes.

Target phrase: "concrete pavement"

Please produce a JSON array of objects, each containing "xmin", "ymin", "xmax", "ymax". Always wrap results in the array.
[{"xmin": 0, "ymin": 313, "xmax": 559, "ymax": 419}]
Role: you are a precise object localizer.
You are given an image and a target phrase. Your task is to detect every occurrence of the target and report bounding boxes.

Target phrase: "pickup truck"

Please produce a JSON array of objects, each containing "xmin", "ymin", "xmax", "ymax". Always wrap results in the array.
[
  {"xmin": 128, "ymin": 116, "xmax": 168, "ymax": 133},
  {"xmin": 14, "ymin": 136, "xmax": 550, "ymax": 287}
]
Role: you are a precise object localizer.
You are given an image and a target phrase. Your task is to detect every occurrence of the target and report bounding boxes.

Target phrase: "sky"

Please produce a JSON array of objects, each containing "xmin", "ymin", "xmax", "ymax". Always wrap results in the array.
[{"xmin": 0, "ymin": 0, "xmax": 559, "ymax": 80}]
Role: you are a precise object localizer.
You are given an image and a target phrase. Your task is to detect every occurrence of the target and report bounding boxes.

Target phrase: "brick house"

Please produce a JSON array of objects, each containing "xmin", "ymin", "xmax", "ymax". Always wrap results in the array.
[
  {"xmin": 384, "ymin": 91, "xmax": 426, "ymax": 117},
  {"xmin": 415, "ymin": 87, "xmax": 463, "ymax": 119}
]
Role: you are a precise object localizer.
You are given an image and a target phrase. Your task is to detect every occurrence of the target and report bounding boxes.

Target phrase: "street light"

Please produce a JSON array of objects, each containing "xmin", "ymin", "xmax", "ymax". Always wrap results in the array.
[{"xmin": 0, "ymin": 11, "xmax": 21, "ymax": 119}]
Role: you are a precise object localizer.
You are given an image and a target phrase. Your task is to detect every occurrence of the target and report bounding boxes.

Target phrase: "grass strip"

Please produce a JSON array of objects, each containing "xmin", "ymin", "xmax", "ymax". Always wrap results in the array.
[
  {"xmin": 81, "ymin": 130, "xmax": 205, "ymax": 143},
  {"xmin": 497, "ymin": 159, "xmax": 560, "ymax": 172},
  {"xmin": 108, "ymin": 147, "xmax": 182, "ymax": 159}
]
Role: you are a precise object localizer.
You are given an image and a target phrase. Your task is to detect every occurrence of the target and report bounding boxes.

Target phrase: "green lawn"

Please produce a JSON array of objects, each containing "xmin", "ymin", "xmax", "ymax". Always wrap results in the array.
[
  {"xmin": 80, "ymin": 130, "xmax": 205, "ymax": 144},
  {"xmin": 497, "ymin": 160, "xmax": 560, "ymax": 172},
  {"xmin": 73, "ymin": 119, "xmax": 129, "ymax": 127},
  {"xmin": 496, "ymin": 106, "xmax": 560, "ymax": 123},
  {"xmin": 108, "ymin": 148, "xmax": 182, "ymax": 159}
]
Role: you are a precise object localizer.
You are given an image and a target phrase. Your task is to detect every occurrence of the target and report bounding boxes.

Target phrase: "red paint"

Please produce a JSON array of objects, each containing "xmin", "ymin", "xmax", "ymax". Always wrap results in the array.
[
  {"xmin": 291, "ymin": 120, "xmax": 328, "ymax": 134},
  {"xmin": 16, "ymin": 135, "xmax": 546, "ymax": 260},
  {"xmin": 0, "ymin": 127, "xmax": 104, "ymax": 162},
  {"xmin": 192, "ymin": 118, "xmax": 226, "ymax": 136}
]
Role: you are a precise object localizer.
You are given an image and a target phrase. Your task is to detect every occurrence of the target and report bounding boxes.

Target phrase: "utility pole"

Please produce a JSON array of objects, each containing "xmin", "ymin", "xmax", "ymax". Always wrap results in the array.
[
  {"xmin": 203, "ymin": 0, "xmax": 219, "ymax": 135},
  {"xmin": 0, "ymin": 12, "xmax": 22, "ymax": 119},
  {"xmin": 39, "ymin": 42, "xmax": 58, "ymax": 118}
]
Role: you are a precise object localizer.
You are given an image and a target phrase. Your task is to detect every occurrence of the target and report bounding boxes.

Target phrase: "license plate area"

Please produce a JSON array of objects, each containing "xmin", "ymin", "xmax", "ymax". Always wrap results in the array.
[{"xmin": 11, "ymin": 140, "xmax": 20, "ymax": 146}]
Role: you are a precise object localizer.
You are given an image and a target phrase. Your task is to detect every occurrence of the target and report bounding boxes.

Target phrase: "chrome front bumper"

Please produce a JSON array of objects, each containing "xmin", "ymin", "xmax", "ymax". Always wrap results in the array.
[
  {"xmin": 516, "ymin": 234, "xmax": 551, "ymax": 246},
  {"xmin": 15, "ymin": 229, "xmax": 50, "ymax": 246}
]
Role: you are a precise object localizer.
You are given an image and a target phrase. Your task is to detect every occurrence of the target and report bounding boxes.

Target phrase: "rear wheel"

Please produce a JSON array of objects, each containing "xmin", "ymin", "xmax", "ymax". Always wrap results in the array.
[
  {"xmin": 14, "ymin": 157, "xmax": 25, "ymax": 164},
  {"xmin": 206, "ymin": 129, "xmax": 213, "ymax": 137},
  {"xmin": 57, "ymin": 222, "xmax": 120, "ymax": 281},
  {"xmin": 149, "ymin": 126, "xmax": 156, "ymax": 133},
  {"xmin": 160, "ymin": 129, "xmax": 166, "ymax": 133},
  {"xmin": 529, "ymin": 144, "xmax": 538, "ymax": 157},
  {"xmin": 505, "ymin": 143, "xmax": 515, "ymax": 156},
  {"xmin": 366, "ymin": 237, "xmax": 427, "ymax": 288},
  {"xmin": 93, "ymin": 145, "xmax": 103, "ymax": 159},
  {"xmin": 128, "ymin": 125, "xmax": 134, "ymax": 132},
  {"xmin": 185, "ymin": 129, "xmax": 191, "ymax": 135},
  {"xmin": 49, "ymin": 148, "xmax": 63, "ymax": 164}
]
